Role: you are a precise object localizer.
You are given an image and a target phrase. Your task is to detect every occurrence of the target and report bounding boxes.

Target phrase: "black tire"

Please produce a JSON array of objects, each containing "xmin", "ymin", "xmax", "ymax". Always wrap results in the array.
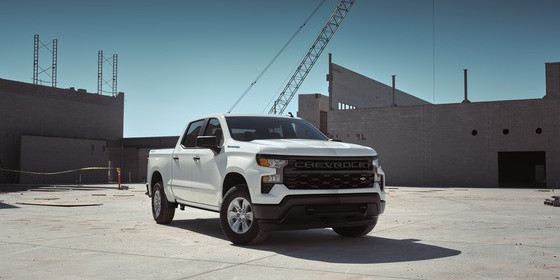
[
  {"xmin": 220, "ymin": 185, "xmax": 268, "ymax": 245},
  {"xmin": 332, "ymin": 220, "xmax": 377, "ymax": 237},
  {"xmin": 151, "ymin": 182, "xmax": 176, "ymax": 224}
]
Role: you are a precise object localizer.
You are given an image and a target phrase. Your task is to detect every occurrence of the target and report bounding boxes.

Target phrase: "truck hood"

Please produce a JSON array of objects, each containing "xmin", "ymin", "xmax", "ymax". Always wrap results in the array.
[{"xmin": 247, "ymin": 139, "xmax": 376, "ymax": 157}]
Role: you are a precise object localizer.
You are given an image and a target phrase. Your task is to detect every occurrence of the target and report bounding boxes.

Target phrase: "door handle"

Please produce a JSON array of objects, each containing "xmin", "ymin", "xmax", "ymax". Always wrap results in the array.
[
  {"xmin": 193, "ymin": 156, "xmax": 200, "ymax": 161},
  {"xmin": 172, "ymin": 155, "xmax": 179, "ymax": 161}
]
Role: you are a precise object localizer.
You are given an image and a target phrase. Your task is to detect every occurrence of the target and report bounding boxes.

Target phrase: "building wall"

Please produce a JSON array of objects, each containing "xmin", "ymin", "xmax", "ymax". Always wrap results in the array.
[
  {"xmin": 19, "ymin": 135, "xmax": 109, "ymax": 184},
  {"xmin": 328, "ymin": 63, "xmax": 431, "ymax": 110},
  {"xmin": 325, "ymin": 98, "xmax": 560, "ymax": 187},
  {"xmin": 546, "ymin": 62, "xmax": 560, "ymax": 98},
  {"xmin": 0, "ymin": 78, "xmax": 124, "ymax": 183},
  {"xmin": 0, "ymin": 131, "xmax": 19, "ymax": 183},
  {"xmin": 108, "ymin": 136, "xmax": 178, "ymax": 183},
  {"xmin": 299, "ymin": 61, "xmax": 560, "ymax": 188},
  {"xmin": 0, "ymin": 79, "xmax": 123, "ymax": 140},
  {"xmin": 297, "ymin": 94, "xmax": 329, "ymax": 133}
]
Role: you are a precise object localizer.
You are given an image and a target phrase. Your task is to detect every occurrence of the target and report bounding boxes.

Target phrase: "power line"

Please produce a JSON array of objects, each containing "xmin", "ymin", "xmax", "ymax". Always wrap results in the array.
[{"xmin": 228, "ymin": 0, "xmax": 326, "ymax": 113}]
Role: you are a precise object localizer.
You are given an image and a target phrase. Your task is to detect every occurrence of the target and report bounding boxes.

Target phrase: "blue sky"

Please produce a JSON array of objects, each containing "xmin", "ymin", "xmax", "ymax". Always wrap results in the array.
[{"xmin": 1, "ymin": 0, "xmax": 559, "ymax": 137}]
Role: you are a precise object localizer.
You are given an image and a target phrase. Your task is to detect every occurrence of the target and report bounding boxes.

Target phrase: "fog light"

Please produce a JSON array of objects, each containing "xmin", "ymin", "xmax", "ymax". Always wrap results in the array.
[{"xmin": 262, "ymin": 174, "xmax": 282, "ymax": 183}]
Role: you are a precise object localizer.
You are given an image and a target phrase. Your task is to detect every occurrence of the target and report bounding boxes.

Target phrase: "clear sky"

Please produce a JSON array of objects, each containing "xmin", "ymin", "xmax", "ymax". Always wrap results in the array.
[{"xmin": 1, "ymin": 0, "xmax": 559, "ymax": 137}]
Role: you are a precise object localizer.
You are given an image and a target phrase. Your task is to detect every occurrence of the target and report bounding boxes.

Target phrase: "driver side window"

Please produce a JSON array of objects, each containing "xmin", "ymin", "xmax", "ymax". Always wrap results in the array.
[{"xmin": 181, "ymin": 119, "xmax": 205, "ymax": 148}]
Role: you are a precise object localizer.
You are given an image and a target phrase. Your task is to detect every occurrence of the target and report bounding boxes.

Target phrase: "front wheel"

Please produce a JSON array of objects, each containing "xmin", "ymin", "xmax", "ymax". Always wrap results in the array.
[
  {"xmin": 220, "ymin": 186, "xmax": 268, "ymax": 245},
  {"xmin": 152, "ymin": 182, "xmax": 176, "ymax": 224}
]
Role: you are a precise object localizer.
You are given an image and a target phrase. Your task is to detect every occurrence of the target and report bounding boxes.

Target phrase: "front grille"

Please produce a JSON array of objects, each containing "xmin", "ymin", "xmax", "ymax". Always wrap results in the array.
[
  {"xmin": 282, "ymin": 156, "xmax": 375, "ymax": 190},
  {"xmin": 284, "ymin": 172, "xmax": 373, "ymax": 189}
]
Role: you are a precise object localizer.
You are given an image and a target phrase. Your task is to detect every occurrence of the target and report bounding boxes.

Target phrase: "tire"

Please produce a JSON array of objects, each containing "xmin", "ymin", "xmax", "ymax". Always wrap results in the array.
[
  {"xmin": 332, "ymin": 219, "xmax": 377, "ymax": 237},
  {"xmin": 220, "ymin": 185, "xmax": 268, "ymax": 245},
  {"xmin": 152, "ymin": 182, "xmax": 176, "ymax": 224}
]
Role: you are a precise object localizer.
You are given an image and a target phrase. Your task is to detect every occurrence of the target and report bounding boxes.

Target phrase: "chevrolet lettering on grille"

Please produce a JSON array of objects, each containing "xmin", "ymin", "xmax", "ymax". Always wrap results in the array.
[{"xmin": 294, "ymin": 161, "xmax": 371, "ymax": 169}]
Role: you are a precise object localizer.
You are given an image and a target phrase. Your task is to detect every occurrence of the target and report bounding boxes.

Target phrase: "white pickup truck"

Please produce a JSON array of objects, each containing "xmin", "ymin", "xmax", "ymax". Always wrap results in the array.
[{"xmin": 146, "ymin": 114, "xmax": 386, "ymax": 245}]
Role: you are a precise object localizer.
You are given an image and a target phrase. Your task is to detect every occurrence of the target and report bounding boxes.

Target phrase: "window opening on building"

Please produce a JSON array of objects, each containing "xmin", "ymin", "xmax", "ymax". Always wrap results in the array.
[{"xmin": 337, "ymin": 102, "xmax": 356, "ymax": 110}]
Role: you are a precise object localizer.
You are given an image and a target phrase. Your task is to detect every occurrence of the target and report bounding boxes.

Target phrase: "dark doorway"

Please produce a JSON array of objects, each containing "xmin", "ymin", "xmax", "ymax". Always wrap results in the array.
[
  {"xmin": 498, "ymin": 151, "xmax": 546, "ymax": 188},
  {"xmin": 319, "ymin": 110, "xmax": 328, "ymax": 134}
]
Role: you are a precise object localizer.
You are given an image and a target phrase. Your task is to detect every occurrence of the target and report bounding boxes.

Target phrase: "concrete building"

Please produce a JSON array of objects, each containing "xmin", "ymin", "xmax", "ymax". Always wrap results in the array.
[
  {"xmin": 0, "ymin": 78, "xmax": 124, "ymax": 184},
  {"xmin": 0, "ymin": 78, "xmax": 179, "ymax": 185},
  {"xmin": 299, "ymin": 59, "xmax": 560, "ymax": 188}
]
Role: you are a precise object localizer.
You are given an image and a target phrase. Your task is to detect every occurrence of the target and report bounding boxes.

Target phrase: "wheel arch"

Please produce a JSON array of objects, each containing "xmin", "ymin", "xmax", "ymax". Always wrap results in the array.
[
  {"xmin": 222, "ymin": 172, "xmax": 248, "ymax": 198},
  {"xmin": 150, "ymin": 170, "xmax": 176, "ymax": 202}
]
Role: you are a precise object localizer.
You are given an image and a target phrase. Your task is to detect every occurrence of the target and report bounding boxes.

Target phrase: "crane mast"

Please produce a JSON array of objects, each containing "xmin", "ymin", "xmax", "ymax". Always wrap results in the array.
[{"xmin": 269, "ymin": 0, "xmax": 355, "ymax": 115}]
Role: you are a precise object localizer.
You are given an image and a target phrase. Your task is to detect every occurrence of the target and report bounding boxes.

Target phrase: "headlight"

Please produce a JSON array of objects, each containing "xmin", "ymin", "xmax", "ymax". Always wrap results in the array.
[
  {"xmin": 374, "ymin": 165, "xmax": 384, "ymax": 191},
  {"xmin": 256, "ymin": 155, "xmax": 288, "ymax": 191},
  {"xmin": 257, "ymin": 158, "xmax": 287, "ymax": 168},
  {"xmin": 372, "ymin": 158, "xmax": 379, "ymax": 169}
]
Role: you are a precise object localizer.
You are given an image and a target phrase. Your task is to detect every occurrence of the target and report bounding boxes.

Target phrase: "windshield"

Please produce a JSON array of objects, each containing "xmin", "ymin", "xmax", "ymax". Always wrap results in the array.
[{"xmin": 225, "ymin": 116, "xmax": 328, "ymax": 141}]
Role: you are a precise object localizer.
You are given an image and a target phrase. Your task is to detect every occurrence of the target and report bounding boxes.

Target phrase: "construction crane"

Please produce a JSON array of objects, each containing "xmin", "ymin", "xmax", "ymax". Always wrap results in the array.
[{"xmin": 269, "ymin": 0, "xmax": 355, "ymax": 115}]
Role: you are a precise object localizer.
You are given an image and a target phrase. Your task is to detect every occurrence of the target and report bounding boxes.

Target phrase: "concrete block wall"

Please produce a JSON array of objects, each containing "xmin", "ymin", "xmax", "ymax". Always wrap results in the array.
[
  {"xmin": 329, "ymin": 63, "xmax": 431, "ymax": 110},
  {"xmin": 546, "ymin": 62, "xmax": 560, "ymax": 98},
  {"xmin": 324, "ymin": 98, "xmax": 560, "ymax": 188},
  {"xmin": 19, "ymin": 135, "xmax": 109, "ymax": 184},
  {"xmin": 422, "ymin": 103, "xmax": 490, "ymax": 187},
  {"xmin": 0, "ymin": 131, "xmax": 19, "ymax": 183},
  {"xmin": 298, "ymin": 61, "xmax": 560, "ymax": 188},
  {"xmin": 0, "ymin": 78, "xmax": 124, "ymax": 183},
  {"xmin": 297, "ymin": 94, "xmax": 329, "ymax": 131},
  {"xmin": 0, "ymin": 78, "xmax": 123, "ymax": 140}
]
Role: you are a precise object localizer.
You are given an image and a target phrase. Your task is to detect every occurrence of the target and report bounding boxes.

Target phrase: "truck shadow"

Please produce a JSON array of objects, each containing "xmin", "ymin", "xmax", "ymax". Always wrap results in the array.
[{"xmin": 167, "ymin": 218, "xmax": 461, "ymax": 264}]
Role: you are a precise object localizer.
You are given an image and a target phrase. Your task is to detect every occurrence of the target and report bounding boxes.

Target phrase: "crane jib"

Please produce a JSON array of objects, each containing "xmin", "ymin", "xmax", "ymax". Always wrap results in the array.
[{"xmin": 269, "ymin": 0, "xmax": 356, "ymax": 115}]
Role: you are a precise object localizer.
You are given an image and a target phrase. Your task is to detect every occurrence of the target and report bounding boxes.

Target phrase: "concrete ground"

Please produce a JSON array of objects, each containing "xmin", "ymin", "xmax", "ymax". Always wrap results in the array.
[{"xmin": 0, "ymin": 184, "xmax": 558, "ymax": 280}]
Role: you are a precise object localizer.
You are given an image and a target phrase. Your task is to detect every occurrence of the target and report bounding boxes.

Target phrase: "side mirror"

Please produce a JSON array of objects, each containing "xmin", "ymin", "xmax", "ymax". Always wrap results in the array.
[{"xmin": 196, "ymin": 136, "xmax": 221, "ymax": 154}]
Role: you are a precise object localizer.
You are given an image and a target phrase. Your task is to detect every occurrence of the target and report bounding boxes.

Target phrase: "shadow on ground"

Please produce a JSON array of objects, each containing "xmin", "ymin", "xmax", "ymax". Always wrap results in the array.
[
  {"xmin": 0, "ymin": 202, "xmax": 19, "ymax": 209},
  {"xmin": 168, "ymin": 218, "xmax": 461, "ymax": 264}
]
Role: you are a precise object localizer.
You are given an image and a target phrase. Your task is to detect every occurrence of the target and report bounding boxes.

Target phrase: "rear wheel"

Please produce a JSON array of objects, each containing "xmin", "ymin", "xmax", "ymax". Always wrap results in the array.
[
  {"xmin": 220, "ymin": 185, "xmax": 268, "ymax": 245},
  {"xmin": 152, "ymin": 182, "xmax": 176, "ymax": 224}
]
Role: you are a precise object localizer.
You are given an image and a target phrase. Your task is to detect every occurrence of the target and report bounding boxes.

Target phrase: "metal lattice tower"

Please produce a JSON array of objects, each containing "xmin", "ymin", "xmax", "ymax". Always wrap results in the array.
[
  {"xmin": 112, "ymin": 54, "xmax": 118, "ymax": 97},
  {"xmin": 97, "ymin": 51, "xmax": 118, "ymax": 96},
  {"xmin": 268, "ymin": 0, "xmax": 355, "ymax": 115},
  {"xmin": 32, "ymin": 34, "xmax": 58, "ymax": 87},
  {"xmin": 51, "ymin": 39, "xmax": 57, "ymax": 87},
  {"xmin": 98, "ymin": 51, "xmax": 103, "ymax": 94},
  {"xmin": 33, "ymin": 35, "xmax": 39, "ymax": 84}
]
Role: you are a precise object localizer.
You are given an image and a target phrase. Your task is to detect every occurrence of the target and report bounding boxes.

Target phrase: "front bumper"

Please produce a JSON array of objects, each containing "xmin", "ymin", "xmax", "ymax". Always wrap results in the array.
[{"xmin": 252, "ymin": 193, "xmax": 385, "ymax": 231}]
